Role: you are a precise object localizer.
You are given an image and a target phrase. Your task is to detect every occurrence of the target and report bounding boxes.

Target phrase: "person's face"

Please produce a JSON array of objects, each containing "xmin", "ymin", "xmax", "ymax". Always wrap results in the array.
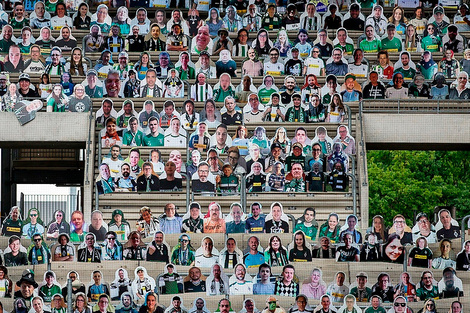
[
  {"xmin": 422, "ymin": 273, "xmax": 433, "ymax": 287},
  {"xmin": 19, "ymin": 80, "xmax": 30, "ymax": 92},
  {"xmin": 53, "ymin": 85, "xmax": 62, "ymax": 96},
  {"xmin": 9, "ymin": 47, "xmax": 21, "ymax": 65},
  {"xmin": 204, "ymin": 238, "xmax": 214, "ymax": 254},
  {"xmin": 258, "ymin": 31, "xmax": 267, "ymax": 45},
  {"xmin": 394, "ymin": 74, "xmax": 404, "ymax": 88},
  {"xmin": 164, "ymin": 104, "xmax": 174, "ymax": 116},
  {"xmin": 106, "ymin": 74, "xmax": 120, "ymax": 97},
  {"xmin": 86, "ymin": 235, "xmax": 95, "ymax": 247},
  {"xmin": 394, "ymin": 299, "xmax": 406, "ymax": 313},
  {"xmin": 352, "ymin": 276, "xmax": 365, "ymax": 288},
  {"xmin": 208, "ymin": 152, "xmax": 218, "ymax": 168},
  {"xmin": 191, "ymin": 151, "xmax": 201, "ymax": 164},
  {"xmin": 9, "ymin": 239, "xmax": 20, "ymax": 253},
  {"xmin": 33, "ymin": 299, "xmax": 43, "ymax": 313},
  {"xmin": 216, "ymin": 128, "xmax": 228, "ymax": 146},
  {"xmin": 231, "ymin": 206, "xmax": 242, "ymax": 222},
  {"xmin": 344, "ymin": 234, "xmax": 352, "ymax": 247},
  {"xmin": 252, "ymin": 162, "xmax": 262, "ymax": 175},
  {"xmin": 169, "ymin": 151, "xmax": 182, "ymax": 171},
  {"xmin": 235, "ymin": 264, "xmax": 245, "ymax": 280},
  {"xmin": 285, "ymin": 78, "xmax": 295, "ymax": 90},
  {"xmin": 190, "ymin": 268, "xmax": 201, "ymax": 281},
  {"xmin": 130, "ymin": 233, "xmax": 141, "ymax": 247},
  {"xmin": 72, "ymin": 213, "xmax": 83, "ymax": 230},
  {"xmin": 165, "ymin": 162, "xmax": 176, "ymax": 176},
  {"xmin": 337, "ymin": 30, "xmax": 346, "ymax": 44},
  {"xmin": 20, "ymin": 282, "xmax": 34, "ymax": 299},
  {"xmin": 255, "ymin": 265, "xmax": 270, "ymax": 283},
  {"xmin": 271, "ymin": 236, "xmax": 280, "ymax": 249},
  {"xmin": 394, "ymin": 8, "xmax": 402, "ymax": 21},
  {"xmin": 294, "ymin": 234, "xmax": 304, "ymax": 248},
  {"xmin": 418, "ymin": 216, "xmax": 430, "ymax": 232},
  {"xmin": 181, "ymin": 53, "xmax": 189, "ymax": 66},
  {"xmin": 249, "ymin": 237, "xmax": 259, "ymax": 251},
  {"xmin": 336, "ymin": 273, "xmax": 345, "ymax": 286},
  {"xmin": 173, "ymin": 10, "xmax": 181, "ymax": 21},
  {"xmin": 444, "ymin": 271, "xmax": 454, "ymax": 289},
  {"xmin": 459, "ymin": 74, "xmax": 468, "ymax": 86},
  {"xmin": 296, "ymin": 297, "xmax": 306, "ymax": 311},
  {"xmin": 452, "ymin": 303, "xmax": 462, "ymax": 313},
  {"xmin": 347, "ymin": 216, "xmax": 356, "ymax": 229},
  {"xmin": 15, "ymin": 4, "xmax": 24, "ymax": 17},
  {"xmin": 146, "ymin": 295, "xmax": 156, "ymax": 310},
  {"xmin": 122, "ymin": 295, "xmax": 131, "ymax": 308},
  {"xmin": 345, "ymin": 78, "xmax": 356, "ymax": 91},
  {"xmin": 243, "ymin": 301, "xmax": 254, "ymax": 313},
  {"xmin": 156, "ymin": 11, "xmax": 164, "ymax": 22},
  {"xmin": 98, "ymin": 297, "xmax": 108, "ymax": 311},
  {"xmin": 106, "ymin": 120, "xmax": 117, "ymax": 136},
  {"xmin": 434, "ymin": 12, "xmax": 443, "ymax": 22},
  {"xmin": 385, "ymin": 238, "xmax": 403, "ymax": 260},
  {"xmin": 328, "ymin": 215, "xmax": 338, "ymax": 229},
  {"xmin": 35, "ymin": 2, "xmax": 45, "ymax": 17},
  {"xmin": 378, "ymin": 275, "xmax": 389, "ymax": 290},
  {"xmin": 33, "ymin": 235, "xmax": 42, "ymax": 248},
  {"xmin": 292, "ymin": 164, "xmax": 302, "ymax": 178},
  {"xmin": 345, "ymin": 297, "xmax": 355, "ymax": 310},
  {"xmin": 406, "ymin": 26, "xmax": 415, "ymax": 38},
  {"xmin": 321, "ymin": 297, "xmax": 330, "ymax": 310},
  {"xmin": 154, "ymin": 232, "xmax": 163, "ymax": 244},
  {"xmin": 220, "ymin": 300, "xmax": 230, "ymax": 313},
  {"xmin": 423, "ymin": 52, "xmax": 431, "ymax": 63},
  {"xmin": 92, "ymin": 212, "xmax": 103, "ymax": 229},
  {"xmin": 143, "ymin": 165, "xmax": 152, "ymax": 178},
  {"xmin": 209, "ymin": 204, "xmax": 220, "ymax": 219},
  {"xmin": 293, "ymin": 97, "xmax": 301, "ymax": 107},
  {"xmin": 61, "ymin": 27, "xmax": 70, "ymax": 40},
  {"xmin": 298, "ymin": 32, "xmax": 308, "ymax": 44},
  {"xmin": 22, "ymin": 30, "xmax": 31, "ymax": 42},
  {"xmin": 129, "ymin": 152, "xmax": 139, "ymax": 166},
  {"xmin": 171, "ymin": 119, "xmax": 180, "ymax": 134},
  {"xmin": 333, "ymin": 50, "xmax": 342, "ymax": 62},
  {"xmin": 3, "ymin": 27, "xmax": 12, "ymax": 41},
  {"xmin": 59, "ymin": 234, "xmax": 68, "ymax": 245},
  {"xmin": 371, "ymin": 297, "xmax": 380, "ymax": 309},
  {"xmin": 137, "ymin": 10, "xmax": 146, "ymax": 22},
  {"xmin": 172, "ymin": 299, "xmax": 180, "ymax": 308},
  {"xmin": 151, "ymin": 26, "xmax": 160, "ymax": 39},
  {"xmin": 400, "ymin": 273, "xmax": 409, "ymax": 284}
]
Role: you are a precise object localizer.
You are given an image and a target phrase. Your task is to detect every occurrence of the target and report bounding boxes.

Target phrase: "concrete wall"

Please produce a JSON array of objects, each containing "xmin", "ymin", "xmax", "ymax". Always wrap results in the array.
[
  {"xmin": 363, "ymin": 114, "xmax": 470, "ymax": 150},
  {"xmin": 0, "ymin": 112, "xmax": 90, "ymax": 146}
]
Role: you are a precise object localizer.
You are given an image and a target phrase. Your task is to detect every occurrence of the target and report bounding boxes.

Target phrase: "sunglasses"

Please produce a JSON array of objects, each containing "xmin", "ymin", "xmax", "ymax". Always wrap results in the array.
[
  {"xmin": 394, "ymin": 303, "xmax": 406, "ymax": 307},
  {"xmin": 34, "ymin": 238, "xmax": 42, "ymax": 242},
  {"xmin": 30, "ymin": 214, "xmax": 38, "ymax": 217}
]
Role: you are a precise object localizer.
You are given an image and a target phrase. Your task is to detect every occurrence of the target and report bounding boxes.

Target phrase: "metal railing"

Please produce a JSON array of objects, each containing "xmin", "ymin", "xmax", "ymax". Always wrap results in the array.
[
  {"xmin": 361, "ymin": 99, "xmax": 470, "ymax": 113},
  {"xmin": 358, "ymin": 101, "xmax": 368, "ymax": 187},
  {"xmin": 20, "ymin": 192, "xmax": 79, "ymax": 223}
]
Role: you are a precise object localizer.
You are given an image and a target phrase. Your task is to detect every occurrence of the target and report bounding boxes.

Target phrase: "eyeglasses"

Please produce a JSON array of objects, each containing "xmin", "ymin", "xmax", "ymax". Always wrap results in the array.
[
  {"xmin": 107, "ymin": 237, "xmax": 116, "ymax": 240},
  {"xmin": 394, "ymin": 303, "xmax": 406, "ymax": 307}
]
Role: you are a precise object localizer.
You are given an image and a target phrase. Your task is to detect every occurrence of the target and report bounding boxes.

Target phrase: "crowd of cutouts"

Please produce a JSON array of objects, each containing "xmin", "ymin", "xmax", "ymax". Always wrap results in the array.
[{"xmin": 0, "ymin": 205, "xmax": 468, "ymax": 313}]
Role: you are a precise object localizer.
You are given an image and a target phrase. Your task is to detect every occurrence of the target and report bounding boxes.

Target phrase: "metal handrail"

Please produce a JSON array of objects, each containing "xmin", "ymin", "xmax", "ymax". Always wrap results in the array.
[
  {"xmin": 358, "ymin": 101, "xmax": 368, "ymax": 187},
  {"xmin": 85, "ymin": 110, "xmax": 94, "ymax": 185},
  {"xmin": 181, "ymin": 172, "xmax": 190, "ymax": 211},
  {"xmin": 347, "ymin": 173, "xmax": 357, "ymax": 217},
  {"xmin": 344, "ymin": 103, "xmax": 352, "ymax": 132}
]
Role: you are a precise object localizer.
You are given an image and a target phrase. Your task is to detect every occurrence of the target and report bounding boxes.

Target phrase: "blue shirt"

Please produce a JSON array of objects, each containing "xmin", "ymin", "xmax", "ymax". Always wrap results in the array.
[
  {"xmin": 253, "ymin": 282, "xmax": 275, "ymax": 294},
  {"xmin": 245, "ymin": 216, "xmax": 266, "ymax": 233},
  {"xmin": 244, "ymin": 252, "xmax": 265, "ymax": 268}
]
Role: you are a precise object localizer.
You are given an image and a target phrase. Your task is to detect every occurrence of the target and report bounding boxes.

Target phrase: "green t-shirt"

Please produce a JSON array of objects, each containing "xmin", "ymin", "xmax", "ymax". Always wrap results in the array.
[
  {"xmin": 364, "ymin": 307, "xmax": 386, "ymax": 313},
  {"xmin": 421, "ymin": 35, "xmax": 442, "ymax": 52},
  {"xmin": 381, "ymin": 37, "xmax": 402, "ymax": 52},
  {"xmin": 143, "ymin": 134, "xmax": 164, "ymax": 146},
  {"xmin": 293, "ymin": 223, "xmax": 318, "ymax": 240},
  {"xmin": 394, "ymin": 67, "xmax": 417, "ymax": 80},
  {"xmin": 39, "ymin": 284, "xmax": 61, "ymax": 302},
  {"xmin": 360, "ymin": 38, "xmax": 381, "ymax": 53},
  {"xmin": 334, "ymin": 43, "xmax": 355, "ymax": 55},
  {"xmin": 47, "ymin": 97, "xmax": 66, "ymax": 112},
  {"xmin": 123, "ymin": 131, "xmax": 144, "ymax": 146},
  {"xmin": 258, "ymin": 88, "xmax": 276, "ymax": 104}
]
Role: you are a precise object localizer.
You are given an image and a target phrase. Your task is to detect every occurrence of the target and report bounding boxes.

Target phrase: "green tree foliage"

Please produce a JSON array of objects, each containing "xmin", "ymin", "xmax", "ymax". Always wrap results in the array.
[{"xmin": 368, "ymin": 151, "xmax": 470, "ymax": 225}]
